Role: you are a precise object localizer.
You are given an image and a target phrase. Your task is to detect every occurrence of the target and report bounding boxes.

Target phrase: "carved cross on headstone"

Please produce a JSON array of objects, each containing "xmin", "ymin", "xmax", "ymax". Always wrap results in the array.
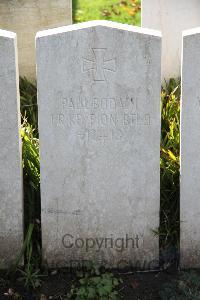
[{"xmin": 83, "ymin": 48, "xmax": 116, "ymax": 82}]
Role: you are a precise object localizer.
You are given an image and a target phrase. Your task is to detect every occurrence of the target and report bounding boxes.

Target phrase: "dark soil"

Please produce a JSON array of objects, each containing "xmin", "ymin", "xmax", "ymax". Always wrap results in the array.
[{"xmin": 0, "ymin": 268, "xmax": 178, "ymax": 300}]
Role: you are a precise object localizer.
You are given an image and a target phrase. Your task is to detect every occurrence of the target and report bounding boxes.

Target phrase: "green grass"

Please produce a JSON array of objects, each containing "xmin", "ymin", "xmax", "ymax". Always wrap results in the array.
[
  {"xmin": 73, "ymin": 0, "xmax": 141, "ymax": 25},
  {"xmin": 159, "ymin": 79, "xmax": 180, "ymax": 263}
]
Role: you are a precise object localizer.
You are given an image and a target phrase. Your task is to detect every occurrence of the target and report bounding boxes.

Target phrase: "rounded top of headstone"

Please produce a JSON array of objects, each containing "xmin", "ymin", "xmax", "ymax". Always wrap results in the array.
[
  {"xmin": 36, "ymin": 20, "xmax": 161, "ymax": 40},
  {"xmin": 0, "ymin": 29, "xmax": 16, "ymax": 39},
  {"xmin": 183, "ymin": 27, "xmax": 200, "ymax": 37}
]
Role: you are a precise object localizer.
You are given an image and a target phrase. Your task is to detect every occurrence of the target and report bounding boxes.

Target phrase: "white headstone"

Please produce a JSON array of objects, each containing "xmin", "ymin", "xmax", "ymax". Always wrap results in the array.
[
  {"xmin": 0, "ymin": 0, "xmax": 72, "ymax": 80},
  {"xmin": 0, "ymin": 30, "xmax": 23, "ymax": 268},
  {"xmin": 181, "ymin": 27, "xmax": 200, "ymax": 268},
  {"xmin": 142, "ymin": 0, "xmax": 200, "ymax": 80},
  {"xmin": 36, "ymin": 21, "xmax": 161, "ymax": 269}
]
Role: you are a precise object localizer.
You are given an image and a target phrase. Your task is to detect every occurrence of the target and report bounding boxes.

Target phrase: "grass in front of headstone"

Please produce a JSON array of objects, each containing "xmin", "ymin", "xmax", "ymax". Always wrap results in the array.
[
  {"xmin": 20, "ymin": 120, "xmax": 42, "ymax": 288},
  {"xmin": 73, "ymin": 0, "xmax": 141, "ymax": 25},
  {"xmin": 8, "ymin": 78, "xmax": 42, "ymax": 290},
  {"xmin": 159, "ymin": 79, "xmax": 180, "ymax": 267},
  {"xmin": 20, "ymin": 77, "xmax": 38, "ymax": 137}
]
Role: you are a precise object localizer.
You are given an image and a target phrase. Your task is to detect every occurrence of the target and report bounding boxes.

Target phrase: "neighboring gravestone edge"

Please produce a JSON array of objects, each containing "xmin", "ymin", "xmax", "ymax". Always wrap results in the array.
[
  {"xmin": 142, "ymin": 0, "xmax": 200, "ymax": 81},
  {"xmin": 0, "ymin": 0, "xmax": 72, "ymax": 80},
  {"xmin": 181, "ymin": 26, "xmax": 200, "ymax": 269},
  {"xmin": 182, "ymin": 27, "xmax": 200, "ymax": 38},
  {"xmin": 0, "ymin": 30, "xmax": 23, "ymax": 269},
  {"xmin": 0, "ymin": 29, "xmax": 16, "ymax": 39}
]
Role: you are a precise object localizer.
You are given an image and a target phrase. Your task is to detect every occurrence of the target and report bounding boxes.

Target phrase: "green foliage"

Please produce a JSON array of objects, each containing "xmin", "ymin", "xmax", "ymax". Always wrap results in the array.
[
  {"xmin": 18, "ymin": 263, "xmax": 43, "ymax": 290},
  {"xmin": 10, "ymin": 223, "xmax": 43, "ymax": 289},
  {"xmin": 18, "ymin": 224, "xmax": 43, "ymax": 289},
  {"xmin": 155, "ymin": 79, "xmax": 180, "ymax": 255},
  {"xmin": 17, "ymin": 80, "xmax": 42, "ymax": 289},
  {"xmin": 160, "ymin": 272, "xmax": 200, "ymax": 300},
  {"xmin": 73, "ymin": 0, "xmax": 141, "ymax": 26},
  {"xmin": 20, "ymin": 78, "xmax": 40, "ymax": 215},
  {"xmin": 66, "ymin": 266, "xmax": 122, "ymax": 300},
  {"xmin": 21, "ymin": 119, "xmax": 41, "ymax": 266},
  {"xmin": 20, "ymin": 77, "xmax": 38, "ymax": 136},
  {"xmin": 11, "ymin": 223, "xmax": 34, "ymax": 273},
  {"xmin": 20, "ymin": 79, "xmax": 41, "ymax": 268},
  {"xmin": 21, "ymin": 120, "xmax": 40, "ymax": 191}
]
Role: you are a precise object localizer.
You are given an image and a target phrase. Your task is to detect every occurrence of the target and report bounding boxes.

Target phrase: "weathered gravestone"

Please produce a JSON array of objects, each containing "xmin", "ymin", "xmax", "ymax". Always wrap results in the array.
[
  {"xmin": 142, "ymin": 0, "xmax": 200, "ymax": 80},
  {"xmin": 0, "ymin": 30, "xmax": 23, "ymax": 268},
  {"xmin": 0, "ymin": 0, "xmax": 72, "ymax": 80},
  {"xmin": 36, "ymin": 21, "xmax": 161, "ymax": 269},
  {"xmin": 181, "ymin": 27, "xmax": 200, "ymax": 268}
]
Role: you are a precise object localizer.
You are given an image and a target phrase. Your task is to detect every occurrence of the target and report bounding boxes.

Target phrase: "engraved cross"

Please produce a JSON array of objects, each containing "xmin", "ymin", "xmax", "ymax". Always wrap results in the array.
[{"xmin": 83, "ymin": 48, "xmax": 116, "ymax": 82}]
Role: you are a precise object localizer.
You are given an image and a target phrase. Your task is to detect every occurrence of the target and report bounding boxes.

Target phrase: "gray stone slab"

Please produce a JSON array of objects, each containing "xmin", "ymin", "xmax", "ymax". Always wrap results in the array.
[
  {"xmin": 181, "ymin": 27, "xmax": 200, "ymax": 268},
  {"xmin": 142, "ymin": 0, "xmax": 200, "ymax": 80},
  {"xmin": 36, "ymin": 21, "xmax": 161, "ymax": 269},
  {"xmin": 0, "ymin": 29, "xmax": 23, "ymax": 269},
  {"xmin": 0, "ymin": 0, "xmax": 72, "ymax": 80}
]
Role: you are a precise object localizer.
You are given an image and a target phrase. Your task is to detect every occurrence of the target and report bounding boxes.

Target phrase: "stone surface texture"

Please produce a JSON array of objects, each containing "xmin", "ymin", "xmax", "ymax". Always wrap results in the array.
[
  {"xmin": 36, "ymin": 21, "xmax": 161, "ymax": 269},
  {"xmin": 0, "ymin": 0, "xmax": 72, "ymax": 80},
  {"xmin": 0, "ymin": 29, "xmax": 23, "ymax": 269},
  {"xmin": 142, "ymin": 0, "xmax": 200, "ymax": 80},
  {"xmin": 181, "ymin": 27, "xmax": 200, "ymax": 269}
]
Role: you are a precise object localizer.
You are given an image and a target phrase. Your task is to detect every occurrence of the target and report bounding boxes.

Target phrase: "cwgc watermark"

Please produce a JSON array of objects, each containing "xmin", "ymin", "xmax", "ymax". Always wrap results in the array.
[
  {"xmin": 62, "ymin": 234, "xmax": 140, "ymax": 252},
  {"xmin": 51, "ymin": 258, "xmax": 159, "ymax": 271}
]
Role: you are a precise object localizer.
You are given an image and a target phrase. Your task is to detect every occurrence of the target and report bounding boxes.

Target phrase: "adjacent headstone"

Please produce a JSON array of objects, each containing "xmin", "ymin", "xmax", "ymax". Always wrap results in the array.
[
  {"xmin": 0, "ymin": 30, "xmax": 23, "ymax": 268},
  {"xmin": 181, "ymin": 27, "xmax": 200, "ymax": 268},
  {"xmin": 0, "ymin": 0, "xmax": 72, "ymax": 80},
  {"xmin": 37, "ymin": 21, "xmax": 161, "ymax": 269},
  {"xmin": 142, "ymin": 0, "xmax": 200, "ymax": 80}
]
